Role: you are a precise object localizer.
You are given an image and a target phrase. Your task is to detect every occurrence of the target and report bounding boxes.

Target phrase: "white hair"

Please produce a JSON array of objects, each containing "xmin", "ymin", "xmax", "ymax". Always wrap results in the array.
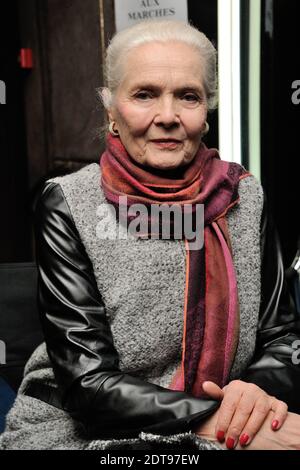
[{"xmin": 98, "ymin": 20, "xmax": 218, "ymax": 112}]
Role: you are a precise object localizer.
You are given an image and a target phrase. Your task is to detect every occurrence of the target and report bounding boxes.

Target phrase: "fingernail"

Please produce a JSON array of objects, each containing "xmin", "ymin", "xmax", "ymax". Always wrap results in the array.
[
  {"xmin": 226, "ymin": 437, "xmax": 235, "ymax": 449},
  {"xmin": 217, "ymin": 430, "xmax": 225, "ymax": 442},
  {"xmin": 272, "ymin": 419, "xmax": 279, "ymax": 430},
  {"xmin": 239, "ymin": 433, "xmax": 249, "ymax": 446}
]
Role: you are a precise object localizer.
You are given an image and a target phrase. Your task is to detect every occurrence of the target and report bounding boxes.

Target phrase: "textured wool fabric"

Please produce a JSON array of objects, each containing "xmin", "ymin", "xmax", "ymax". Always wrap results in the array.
[{"xmin": 0, "ymin": 164, "xmax": 264, "ymax": 450}]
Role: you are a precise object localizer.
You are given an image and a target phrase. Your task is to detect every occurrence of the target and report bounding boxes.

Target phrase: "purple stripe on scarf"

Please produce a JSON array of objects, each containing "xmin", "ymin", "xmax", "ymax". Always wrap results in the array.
[
  {"xmin": 213, "ymin": 221, "xmax": 238, "ymax": 385},
  {"xmin": 183, "ymin": 239, "xmax": 206, "ymax": 393}
]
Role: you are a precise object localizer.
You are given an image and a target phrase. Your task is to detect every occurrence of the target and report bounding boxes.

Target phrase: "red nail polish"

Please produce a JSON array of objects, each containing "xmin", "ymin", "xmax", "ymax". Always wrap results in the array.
[
  {"xmin": 239, "ymin": 433, "xmax": 249, "ymax": 446},
  {"xmin": 226, "ymin": 437, "xmax": 235, "ymax": 449},
  {"xmin": 217, "ymin": 430, "xmax": 225, "ymax": 442},
  {"xmin": 272, "ymin": 419, "xmax": 279, "ymax": 430}
]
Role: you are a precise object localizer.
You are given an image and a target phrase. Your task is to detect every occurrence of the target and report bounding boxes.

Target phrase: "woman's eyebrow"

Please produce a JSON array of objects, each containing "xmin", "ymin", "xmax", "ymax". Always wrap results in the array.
[{"xmin": 131, "ymin": 82, "xmax": 204, "ymax": 93}]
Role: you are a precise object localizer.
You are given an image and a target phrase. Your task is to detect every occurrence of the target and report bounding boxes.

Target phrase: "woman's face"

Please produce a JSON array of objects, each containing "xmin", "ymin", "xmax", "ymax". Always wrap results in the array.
[{"xmin": 108, "ymin": 41, "xmax": 208, "ymax": 171}]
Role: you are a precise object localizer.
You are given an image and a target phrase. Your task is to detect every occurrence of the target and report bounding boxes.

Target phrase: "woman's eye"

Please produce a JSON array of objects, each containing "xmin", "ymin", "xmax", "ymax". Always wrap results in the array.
[
  {"xmin": 135, "ymin": 91, "xmax": 153, "ymax": 100},
  {"xmin": 182, "ymin": 94, "xmax": 199, "ymax": 102}
]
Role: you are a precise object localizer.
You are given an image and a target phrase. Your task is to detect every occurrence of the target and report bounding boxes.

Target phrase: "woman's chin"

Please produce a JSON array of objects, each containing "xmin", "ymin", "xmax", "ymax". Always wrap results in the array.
[{"xmin": 145, "ymin": 155, "xmax": 184, "ymax": 172}]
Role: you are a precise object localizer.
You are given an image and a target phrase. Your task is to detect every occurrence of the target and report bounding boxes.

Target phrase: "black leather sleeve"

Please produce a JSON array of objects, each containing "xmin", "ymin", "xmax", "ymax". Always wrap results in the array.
[
  {"xmin": 241, "ymin": 193, "xmax": 300, "ymax": 413},
  {"xmin": 33, "ymin": 181, "xmax": 219, "ymax": 440}
]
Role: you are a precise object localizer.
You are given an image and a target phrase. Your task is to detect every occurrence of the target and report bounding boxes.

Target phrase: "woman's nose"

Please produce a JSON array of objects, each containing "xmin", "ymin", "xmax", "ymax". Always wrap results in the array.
[{"xmin": 153, "ymin": 96, "xmax": 180, "ymax": 127}]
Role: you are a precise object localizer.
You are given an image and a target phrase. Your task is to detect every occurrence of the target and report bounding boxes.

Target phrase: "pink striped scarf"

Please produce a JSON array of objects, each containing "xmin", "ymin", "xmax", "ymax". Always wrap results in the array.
[{"xmin": 100, "ymin": 134, "xmax": 251, "ymax": 397}]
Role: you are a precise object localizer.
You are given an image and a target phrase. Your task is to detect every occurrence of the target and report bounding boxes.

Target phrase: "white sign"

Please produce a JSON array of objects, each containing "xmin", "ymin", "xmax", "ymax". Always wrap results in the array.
[{"xmin": 114, "ymin": 0, "xmax": 188, "ymax": 32}]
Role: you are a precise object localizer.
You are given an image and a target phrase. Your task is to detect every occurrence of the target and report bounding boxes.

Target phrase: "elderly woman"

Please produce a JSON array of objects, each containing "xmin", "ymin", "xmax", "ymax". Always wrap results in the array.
[{"xmin": 1, "ymin": 20, "xmax": 300, "ymax": 451}]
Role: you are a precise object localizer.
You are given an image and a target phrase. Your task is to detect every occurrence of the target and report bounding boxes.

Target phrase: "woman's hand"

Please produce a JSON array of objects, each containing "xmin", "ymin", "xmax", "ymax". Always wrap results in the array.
[
  {"xmin": 200, "ymin": 380, "xmax": 288, "ymax": 449},
  {"xmin": 237, "ymin": 411, "xmax": 300, "ymax": 450},
  {"xmin": 195, "ymin": 409, "xmax": 300, "ymax": 450}
]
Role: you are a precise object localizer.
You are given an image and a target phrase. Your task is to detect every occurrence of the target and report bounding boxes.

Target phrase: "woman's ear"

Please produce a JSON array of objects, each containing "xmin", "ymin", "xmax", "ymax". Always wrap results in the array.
[
  {"xmin": 98, "ymin": 86, "xmax": 113, "ymax": 112},
  {"xmin": 107, "ymin": 109, "xmax": 115, "ymax": 123}
]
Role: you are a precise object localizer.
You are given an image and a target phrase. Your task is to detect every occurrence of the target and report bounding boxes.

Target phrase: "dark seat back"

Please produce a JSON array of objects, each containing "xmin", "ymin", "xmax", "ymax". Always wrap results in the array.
[{"xmin": 0, "ymin": 262, "xmax": 44, "ymax": 432}]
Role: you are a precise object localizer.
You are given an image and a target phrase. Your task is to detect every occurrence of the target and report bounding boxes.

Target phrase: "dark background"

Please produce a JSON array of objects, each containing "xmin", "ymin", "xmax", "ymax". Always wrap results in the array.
[
  {"xmin": 0, "ymin": 0, "xmax": 299, "ymax": 266},
  {"xmin": 260, "ymin": 0, "xmax": 300, "ymax": 266},
  {"xmin": 0, "ymin": 1, "xmax": 30, "ymax": 262}
]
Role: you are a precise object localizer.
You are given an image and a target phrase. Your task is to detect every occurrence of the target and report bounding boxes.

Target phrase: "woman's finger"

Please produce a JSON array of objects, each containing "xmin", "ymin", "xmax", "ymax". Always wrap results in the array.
[
  {"xmin": 270, "ymin": 400, "xmax": 288, "ymax": 431},
  {"xmin": 202, "ymin": 381, "xmax": 224, "ymax": 400},
  {"xmin": 215, "ymin": 387, "xmax": 242, "ymax": 444},
  {"xmin": 223, "ymin": 393, "xmax": 255, "ymax": 449},
  {"xmin": 237, "ymin": 395, "xmax": 271, "ymax": 447}
]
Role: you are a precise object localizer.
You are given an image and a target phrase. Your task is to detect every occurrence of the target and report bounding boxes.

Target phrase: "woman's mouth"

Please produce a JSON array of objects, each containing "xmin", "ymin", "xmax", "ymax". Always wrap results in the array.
[{"xmin": 150, "ymin": 139, "xmax": 182, "ymax": 150}]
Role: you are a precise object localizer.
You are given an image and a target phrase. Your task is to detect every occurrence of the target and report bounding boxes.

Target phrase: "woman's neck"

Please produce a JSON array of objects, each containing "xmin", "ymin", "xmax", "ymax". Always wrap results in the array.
[{"xmin": 131, "ymin": 159, "xmax": 190, "ymax": 180}]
